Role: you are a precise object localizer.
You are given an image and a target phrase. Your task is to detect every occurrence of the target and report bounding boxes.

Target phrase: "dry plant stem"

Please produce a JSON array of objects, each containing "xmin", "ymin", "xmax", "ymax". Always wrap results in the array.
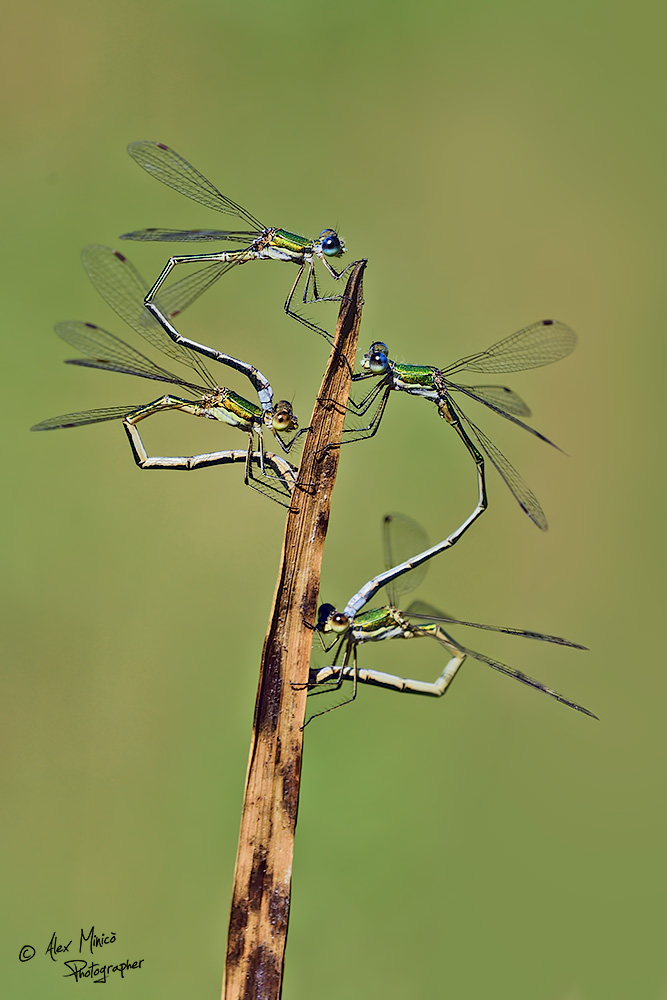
[{"xmin": 222, "ymin": 260, "xmax": 367, "ymax": 1000}]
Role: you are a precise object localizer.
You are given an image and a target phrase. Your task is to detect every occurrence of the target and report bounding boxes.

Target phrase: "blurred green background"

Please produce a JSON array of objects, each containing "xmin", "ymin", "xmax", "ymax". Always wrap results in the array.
[{"xmin": 3, "ymin": 0, "xmax": 664, "ymax": 997}]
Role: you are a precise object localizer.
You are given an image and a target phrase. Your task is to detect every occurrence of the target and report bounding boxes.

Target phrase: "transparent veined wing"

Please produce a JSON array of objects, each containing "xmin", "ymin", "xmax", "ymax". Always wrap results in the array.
[
  {"xmin": 443, "ymin": 320, "xmax": 576, "ymax": 376},
  {"xmin": 55, "ymin": 321, "xmax": 202, "ymax": 389},
  {"xmin": 382, "ymin": 513, "xmax": 431, "ymax": 606},
  {"xmin": 119, "ymin": 227, "xmax": 258, "ymax": 242},
  {"xmin": 126, "ymin": 141, "xmax": 265, "ymax": 229},
  {"xmin": 451, "ymin": 383, "xmax": 562, "ymax": 451},
  {"xmin": 455, "ymin": 411, "xmax": 548, "ymax": 530},
  {"xmin": 404, "ymin": 601, "xmax": 587, "ymax": 648},
  {"xmin": 454, "ymin": 384, "xmax": 531, "ymax": 417},
  {"xmin": 31, "ymin": 404, "xmax": 146, "ymax": 431},
  {"xmin": 456, "ymin": 644, "xmax": 596, "ymax": 718},
  {"xmin": 81, "ymin": 245, "xmax": 214, "ymax": 386}
]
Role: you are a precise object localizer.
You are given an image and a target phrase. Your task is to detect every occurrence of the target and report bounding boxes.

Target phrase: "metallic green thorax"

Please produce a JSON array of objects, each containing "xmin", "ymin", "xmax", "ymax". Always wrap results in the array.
[
  {"xmin": 272, "ymin": 229, "xmax": 314, "ymax": 254},
  {"xmin": 220, "ymin": 390, "xmax": 262, "ymax": 420},
  {"xmin": 352, "ymin": 606, "xmax": 440, "ymax": 643},
  {"xmin": 354, "ymin": 606, "xmax": 404, "ymax": 634},
  {"xmin": 392, "ymin": 363, "xmax": 438, "ymax": 388},
  {"xmin": 199, "ymin": 389, "xmax": 261, "ymax": 428}
]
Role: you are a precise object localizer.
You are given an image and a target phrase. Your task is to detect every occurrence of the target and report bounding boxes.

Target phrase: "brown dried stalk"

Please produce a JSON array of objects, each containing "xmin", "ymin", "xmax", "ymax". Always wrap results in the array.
[{"xmin": 222, "ymin": 260, "xmax": 367, "ymax": 1000}]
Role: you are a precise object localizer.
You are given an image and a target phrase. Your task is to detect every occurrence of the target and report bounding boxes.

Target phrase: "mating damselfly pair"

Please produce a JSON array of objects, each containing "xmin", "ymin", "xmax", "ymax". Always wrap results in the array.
[{"xmin": 32, "ymin": 140, "xmax": 595, "ymax": 723}]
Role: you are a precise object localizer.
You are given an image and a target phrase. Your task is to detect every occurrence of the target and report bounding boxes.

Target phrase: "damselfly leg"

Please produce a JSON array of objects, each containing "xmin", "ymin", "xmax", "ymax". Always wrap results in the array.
[{"xmin": 119, "ymin": 141, "xmax": 353, "ymax": 344}]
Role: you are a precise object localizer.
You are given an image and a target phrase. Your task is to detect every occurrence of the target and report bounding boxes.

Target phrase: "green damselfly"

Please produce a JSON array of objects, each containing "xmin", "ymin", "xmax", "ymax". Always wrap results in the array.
[
  {"xmin": 32, "ymin": 369, "xmax": 298, "ymax": 505},
  {"xmin": 345, "ymin": 320, "xmax": 577, "ymax": 531},
  {"xmin": 31, "ymin": 248, "xmax": 301, "ymax": 504},
  {"xmin": 120, "ymin": 141, "xmax": 352, "ymax": 343},
  {"xmin": 306, "ymin": 514, "xmax": 595, "ymax": 721}
]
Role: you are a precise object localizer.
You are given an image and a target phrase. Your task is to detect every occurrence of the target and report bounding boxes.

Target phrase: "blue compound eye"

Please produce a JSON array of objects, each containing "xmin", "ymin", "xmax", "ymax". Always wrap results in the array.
[
  {"xmin": 368, "ymin": 351, "xmax": 389, "ymax": 373},
  {"xmin": 365, "ymin": 341, "xmax": 389, "ymax": 373},
  {"xmin": 320, "ymin": 230, "xmax": 343, "ymax": 257}
]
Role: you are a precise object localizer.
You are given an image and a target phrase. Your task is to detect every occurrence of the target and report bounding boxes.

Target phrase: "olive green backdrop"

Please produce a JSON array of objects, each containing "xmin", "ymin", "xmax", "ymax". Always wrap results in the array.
[{"xmin": 3, "ymin": 1, "xmax": 664, "ymax": 997}]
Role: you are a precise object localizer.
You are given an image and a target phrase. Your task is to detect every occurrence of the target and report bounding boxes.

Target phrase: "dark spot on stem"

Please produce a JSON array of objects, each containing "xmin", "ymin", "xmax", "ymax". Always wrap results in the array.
[
  {"xmin": 268, "ymin": 883, "xmax": 291, "ymax": 936},
  {"xmin": 227, "ymin": 899, "xmax": 248, "ymax": 965},
  {"xmin": 248, "ymin": 846, "xmax": 269, "ymax": 912},
  {"xmin": 256, "ymin": 643, "xmax": 283, "ymax": 734},
  {"xmin": 243, "ymin": 945, "xmax": 281, "ymax": 1000},
  {"xmin": 282, "ymin": 761, "xmax": 301, "ymax": 826}
]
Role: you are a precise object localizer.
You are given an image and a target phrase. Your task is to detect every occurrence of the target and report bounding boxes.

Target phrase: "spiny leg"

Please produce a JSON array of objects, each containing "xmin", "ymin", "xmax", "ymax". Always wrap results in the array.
[
  {"xmin": 308, "ymin": 375, "xmax": 383, "ymax": 425},
  {"xmin": 245, "ymin": 452, "xmax": 296, "ymax": 506},
  {"xmin": 339, "ymin": 386, "xmax": 392, "ymax": 444},
  {"xmin": 321, "ymin": 257, "xmax": 358, "ymax": 283},
  {"xmin": 302, "ymin": 257, "xmax": 342, "ymax": 307},
  {"xmin": 300, "ymin": 258, "xmax": 360, "ymax": 345},
  {"xmin": 346, "ymin": 376, "xmax": 391, "ymax": 414},
  {"xmin": 273, "ymin": 427, "xmax": 306, "ymax": 456},
  {"xmin": 245, "ymin": 428, "xmax": 264, "ymax": 480},
  {"xmin": 284, "ymin": 257, "xmax": 360, "ymax": 361},
  {"xmin": 284, "ymin": 261, "xmax": 336, "ymax": 343},
  {"xmin": 242, "ymin": 431, "xmax": 294, "ymax": 504},
  {"xmin": 306, "ymin": 257, "xmax": 359, "ymax": 304},
  {"xmin": 314, "ymin": 387, "xmax": 390, "ymax": 461},
  {"xmin": 302, "ymin": 641, "xmax": 359, "ymax": 727},
  {"xmin": 292, "ymin": 629, "xmax": 346, "ymax": 691}
]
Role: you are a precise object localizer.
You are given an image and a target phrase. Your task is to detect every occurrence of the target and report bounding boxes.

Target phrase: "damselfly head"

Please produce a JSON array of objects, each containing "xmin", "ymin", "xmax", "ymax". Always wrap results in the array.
[
  {"xmin": 272, "ymin": 400, "xmax": 298, "ymax": 433},
  {"xmin": 318, "ymin": 229, "xmax": 345, "ymax": 258},
  {"xmin": 316, "ymin": 604, "xmax": 350, "ymax": 634},
  {"xmin": 362, "ymin": 342, "xmax": 390, "ymax": 374}
]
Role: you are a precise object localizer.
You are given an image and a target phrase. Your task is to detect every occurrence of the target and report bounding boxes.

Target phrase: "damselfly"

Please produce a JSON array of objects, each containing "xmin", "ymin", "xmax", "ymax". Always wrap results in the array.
[
  {"xmin": 345, "ymin": 320, "xmax": 577, "ymax": 531},
  {"xmin": 120, "ymin": 141, "xmax": 352, "ymax": 343},
  {"xmin": 306, "ymin": 513, "xmax": 595, "ymax": 721},
  {"xmin": 31, "ymin": 249, "xmax": 301, "ymax": 504},
  {"xmin": 32, "ymin": 378, "xmax": 298, "ymax": 505}
]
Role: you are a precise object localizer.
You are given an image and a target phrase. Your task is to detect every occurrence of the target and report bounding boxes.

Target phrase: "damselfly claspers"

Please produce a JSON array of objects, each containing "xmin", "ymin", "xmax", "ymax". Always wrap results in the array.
[
  {"xmin": 31, "ymin": 247, "xmax": 301, "ymax": 504},
  {"xmin": 120, "ymin": 141, "xmax": 352, "ymax": 343},
  {"xmin": 344, "ymin": 320, "xmax": 577, "ymax": 531},
  {"xmin": 305, "ymin": 514, "xmax": 595, "ymax": 722}
]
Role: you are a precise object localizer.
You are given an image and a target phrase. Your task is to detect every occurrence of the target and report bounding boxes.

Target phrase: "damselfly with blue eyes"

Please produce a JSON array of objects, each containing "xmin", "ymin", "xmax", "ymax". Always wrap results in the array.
[
  {"xmin": 304, "ymin": 513, "xmax": 596, "ymax": 723},
  {"xmin": 120, "ymin": 141, "xmax": 353, "ymax": 344},
  {"xmin": 31, "ymin": 247, "xmax": 302, "ymax": 505},
  {"xmin": 344, "ymin": 320, "xmax": 577, "ymax": 532}
]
